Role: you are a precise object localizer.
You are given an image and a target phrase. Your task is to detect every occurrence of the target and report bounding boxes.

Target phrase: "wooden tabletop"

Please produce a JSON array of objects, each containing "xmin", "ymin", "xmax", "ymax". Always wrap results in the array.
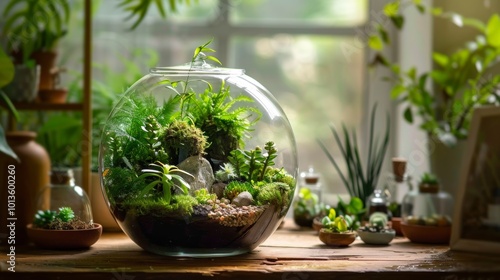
[{"xmin": 2, "ymin": 220, "xmax": 500, "ymax": 280}]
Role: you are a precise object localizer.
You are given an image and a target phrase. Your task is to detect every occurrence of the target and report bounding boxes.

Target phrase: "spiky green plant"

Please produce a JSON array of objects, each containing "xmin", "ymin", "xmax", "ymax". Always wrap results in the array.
[
  {"xmin": 420, "ymin": 172, "xmax": 439, "ymax": 185},
  {"xmin": 57, "ymin": 207, "xmax": 75, "ymax": 222},
  {"xmin": 137, "ymin": 162, "xmax": 193, "ymax": 204},
  {"xmin": 33, "ymin": 210, "xmax": 57, "ymax": 228},
  {"xmin": 318, "ymin": 104, "xmax": 390, "ymax": 207}
]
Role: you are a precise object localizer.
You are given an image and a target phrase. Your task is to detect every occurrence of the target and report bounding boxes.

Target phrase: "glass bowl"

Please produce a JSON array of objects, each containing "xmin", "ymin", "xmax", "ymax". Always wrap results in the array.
[{"xmin": 99, "ymin": 55, "xmax": 297, "ymax": 257}]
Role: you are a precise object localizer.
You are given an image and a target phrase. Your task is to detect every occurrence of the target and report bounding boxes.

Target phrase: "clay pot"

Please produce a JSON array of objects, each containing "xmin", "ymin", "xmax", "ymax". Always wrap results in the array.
[
  {"xmin": 391, "ymin": 217, "xmax": 403, "ymax": 236},
  {"xmin": 38, "ymin": 88, "xmax": 68, "ymax": 103},
  {"xmin": 31, "ymin": 50, "xmax": 57, "ymax": 90},
  {"xmin": 400, "ymin": 222, "xmax": 451, "ymax": 244},
  {"xmin": 0, "ymin": 131, "xmax": 51, "ymax": 245},
  {"xmin": 27, "ymin": 223, "xmax": 102, "ymax": 249},
  {"xmin": 319, "ymin": 229, "xmax": 356, "ymax": 246}
]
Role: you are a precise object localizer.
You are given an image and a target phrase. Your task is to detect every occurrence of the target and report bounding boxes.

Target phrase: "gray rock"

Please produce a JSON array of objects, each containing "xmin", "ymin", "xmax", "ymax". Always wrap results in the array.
[
  {"xmin": 210, "ymin": 182, "xmax": 227, "ymax": 199},
  {"xmin": 232, "ymin": 191, "xmax": 253, "ymax": 207},
  {"xmin": 177, "ymin": 156, "xmax": 215, "ymax": 194}
]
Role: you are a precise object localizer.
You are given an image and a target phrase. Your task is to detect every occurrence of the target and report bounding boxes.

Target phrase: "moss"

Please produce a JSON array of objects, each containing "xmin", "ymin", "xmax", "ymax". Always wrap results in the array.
[
  {"xmin": 223, "ymin": 181, "xmax": 257, "ymax": 201},
  {"xmin": 256, "ymin": 182, "xmax": 290, "ymax": 210},
  {"xmin": 264, "ymin": 167, "xmax": 296, "ymax": 188},
  {"xmin": 123, "ymin": 195, "xmax": 198, "ymax": 217},
  {"xmin": 163, "ymin": 119, "xmax": 207, "ymax": 164},
  {"xmin": 194, "ymin": 189, "xmax": 217, "ymax": 204}
]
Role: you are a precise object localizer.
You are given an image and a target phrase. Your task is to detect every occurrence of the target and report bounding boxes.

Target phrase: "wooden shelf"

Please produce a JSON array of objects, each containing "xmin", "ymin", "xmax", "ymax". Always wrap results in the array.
[
  {"xmin": 12, "ymin": 102, "xmax": 84, "ymax": 111},
  {"xmin": 2, "ymin": 220, "xmax": 500, "ymax": 279}
]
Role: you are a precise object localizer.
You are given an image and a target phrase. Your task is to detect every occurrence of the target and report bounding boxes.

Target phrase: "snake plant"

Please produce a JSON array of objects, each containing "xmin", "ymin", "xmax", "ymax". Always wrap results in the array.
[{"xmin": 318, "ymin": 104, "xmax": 390, "ymax": 207}]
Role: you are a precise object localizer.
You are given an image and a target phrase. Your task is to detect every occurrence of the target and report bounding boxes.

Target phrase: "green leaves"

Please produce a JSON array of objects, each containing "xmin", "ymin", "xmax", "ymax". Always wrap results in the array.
[
  {"xmin": 119, "ymin": 0, "xmax": 195, "ymax": 30},
  {"xmin": 3, "ymin": 0, "xmax": 71, "ymax": 58},
  {"xmin": 318, "ymin": 104, "xmax": 390, "ymax": 206},
  {"xmin": 192, "ymin": 39, "xmax": 222, "ymax": 65},
  {"xmin": 0, "ymin": 48, "xmax": 14, "ymax": 88},
  {"xmin": 368, "ymin": 36, "xmax": 383, "ymax": 51},
  {"xmin": 228, "ymin": 141, "xmax": 278, "ymax": 182},
  {"xmin": 33, "ymin": 207, "xmax": 75, "ymax": 229},
  {"xmin": 486, "ymin": 14, "xmax": 500, "ymax": 47},
  {"xmin": 138, "ymin": 162, "xmax": 192, "ymax": 204}
]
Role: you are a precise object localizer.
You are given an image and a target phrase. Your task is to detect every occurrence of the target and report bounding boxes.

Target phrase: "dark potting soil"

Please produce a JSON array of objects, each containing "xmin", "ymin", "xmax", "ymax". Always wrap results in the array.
[{"xmin": 113, "ymin": 204, "xmax": 283, "ymax": 253}]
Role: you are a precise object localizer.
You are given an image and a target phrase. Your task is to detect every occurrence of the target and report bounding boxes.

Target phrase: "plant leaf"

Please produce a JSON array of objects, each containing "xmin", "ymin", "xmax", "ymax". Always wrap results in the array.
[
  {"xmin": 0, "ymin": 126, "xmax": 18, "ymax": 161},
  {"xmin": 486, "ymin": 14, "xmax": 500, "ymax": 47},
  {"xmin": 368, "ymin": 36, "xmax": 383, "ymax": 51},
  {"xmin": 404, "ymin": 106, "xmax": 413, "ymax": 123}
]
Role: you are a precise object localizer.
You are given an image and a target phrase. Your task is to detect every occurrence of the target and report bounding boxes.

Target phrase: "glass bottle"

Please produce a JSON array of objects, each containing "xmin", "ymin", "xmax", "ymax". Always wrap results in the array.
[
  {"xmin": 36, "ymin": 168, "xmax": 93, "ymax": 224},
  {"xmin": 293, "ymin": 166, "xmax": 321, "ymax": 227},
  {"xmin": 366, "ymin": 189, "xmax": 390, "ymax": 218},
  {"xmin": 385, "ymin": 157, "xmax": 413, "ymax": 217}
]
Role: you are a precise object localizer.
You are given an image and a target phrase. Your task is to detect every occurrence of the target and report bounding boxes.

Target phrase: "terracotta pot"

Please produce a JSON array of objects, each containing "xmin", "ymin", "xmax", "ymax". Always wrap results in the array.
[
  {"xmin": 0, "ymin": 131, "xmax": 51, "ymax": 245},
  {"xmin": 31, "ymin": 50, "xmax": 57, "ymax": 90},
  {"xmin": 391, "ymin": 217, "xmax": 403, "ymax": 236},
  {"xmin": 27, "ymin": 223, "xmax": 102, "ymax": 249},
  {"xmin": 38, "ymin": 88, "xmax": 68, "ymax": 103},
  {"xmin": 400, "ymin": 222, "xmax": 451, "ymax": 244},
  {"xmin": 319, "ymin": 229, "xmax": 356, "ymax": 246}
]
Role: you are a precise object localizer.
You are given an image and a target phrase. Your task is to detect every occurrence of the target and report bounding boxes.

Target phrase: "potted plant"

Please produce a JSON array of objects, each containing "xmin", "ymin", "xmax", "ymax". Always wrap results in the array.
[
  {"xmin": 3, "ymin": 0, "xmax": 71, "ymax": 91},
  {"xmin": 99, "ymin": 40, "xmax": 297, "ymax": 257},
  {"xmin": 357, "ymin": 212, "xmax": 396, "ymax": 245},
  {"xmin": 27, "ymin": 207, "xmax": 102, "ymax": 249},
  {"xmin": 369, "ymin": 1, "xmax": 500, "ymax": 195},
  {"xmin": 319, "ymin": 208, "xmax": 356, "ymax": 247},
  {"xmin": 318, "ymin": 104, "xmax": 390, "ymax": 208},
  {"xmin": 313, "ymin": 196, "xmax": 365, "ymax": 232},
  {"xmin": 400, "ymin": 172, "xmax": 453, "ymax": 244}
]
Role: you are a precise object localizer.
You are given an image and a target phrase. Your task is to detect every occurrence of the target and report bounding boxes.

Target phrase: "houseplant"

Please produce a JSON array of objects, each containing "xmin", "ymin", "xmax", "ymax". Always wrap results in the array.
[
  {"xmin": 3, "ymin": 0, "xmax": 71, "ymax": 91},
  {"xmin": 357, "ymin": 212, "xmax": 396, "ymax": 245},
  {"xmin": 369, "ymin": 1, "xmax": 500, "ymax": 196},
  {"xmin": 27, "ymin": 169, "xmax": 101, "ymax": 249},
  {"xmin": 99, "ymin": 40, "xmax": 297, "ymax": 257},
  {"xmin": 319, "ymin": 208, "xmax": 356, "ymax": 247},
  {"xmin": 400, "ymin": 172, "xmax": 453, "ymax": 244},
  {"xmin": 27, "ymin": 207, "xmax": 102, "ymax": 249},
  {"xmin": 318, "ymin": 104, "xmax": 390, "ymax": 207},
  {"xmin": 369, "ymin": 1, "xmax": 500, "ymax": 146}
]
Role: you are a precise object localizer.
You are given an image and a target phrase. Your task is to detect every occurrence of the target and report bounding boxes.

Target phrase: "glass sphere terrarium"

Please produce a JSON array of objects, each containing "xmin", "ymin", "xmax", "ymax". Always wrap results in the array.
[{"xmin": 99, "ymin": 42, "xmax": 297, "ymax": 257}]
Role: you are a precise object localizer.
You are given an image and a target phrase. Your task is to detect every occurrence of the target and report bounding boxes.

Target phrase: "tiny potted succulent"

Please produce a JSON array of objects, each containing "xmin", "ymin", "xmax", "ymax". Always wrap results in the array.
[
  {"xmin": 318, "ymin": 208, "xmax": 356, "ymax": 247},
  {"xmin": 357, "ymin": 212, "xmax": 396, "ymax": 245},
  {"xmin": 26, "ymin": 207, "xmax": 102, "ymax": 249}
]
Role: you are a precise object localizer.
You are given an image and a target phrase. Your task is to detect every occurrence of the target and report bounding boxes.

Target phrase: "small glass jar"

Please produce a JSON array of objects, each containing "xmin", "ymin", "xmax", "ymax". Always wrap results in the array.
[
  {"xmin": 36, "ymin": 169, "xmax": 93, "ymax": 224},
  {"xmin": 366, "ymin": 189, "xmax": 390, "ymax": 219},
  {"xmin": 293, "ymin": 167, "xmax": 321, "ymax": 227},
  {"xmin": 401, "ymin": 182, "xmax": 453, "ymax": 226}
]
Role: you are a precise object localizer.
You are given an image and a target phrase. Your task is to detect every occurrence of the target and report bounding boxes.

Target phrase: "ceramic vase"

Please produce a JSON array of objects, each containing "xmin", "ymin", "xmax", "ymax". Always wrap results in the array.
[{"xmin": 0, "ymin": 131, "xmax": 51, "ymax": 245}]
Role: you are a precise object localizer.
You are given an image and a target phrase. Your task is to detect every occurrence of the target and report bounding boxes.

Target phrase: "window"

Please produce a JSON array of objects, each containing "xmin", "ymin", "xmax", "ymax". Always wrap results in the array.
[{"xmin": 63, "ymin": 0, "xmax": 370, "ymax": 198}]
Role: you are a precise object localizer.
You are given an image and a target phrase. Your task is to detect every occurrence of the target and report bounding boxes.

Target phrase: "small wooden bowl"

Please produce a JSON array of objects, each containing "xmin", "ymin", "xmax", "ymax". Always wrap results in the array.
[
  {"xmin": 319, "ymin": 229, "xmax": 356, "ymax": 247},
  {"xmin": 400, "ymin": 222, "xmax": 451, "ymax": 244},
  {"xmin": 27, "ymin": 223, "xmax": 102, "ymax": 249}
]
